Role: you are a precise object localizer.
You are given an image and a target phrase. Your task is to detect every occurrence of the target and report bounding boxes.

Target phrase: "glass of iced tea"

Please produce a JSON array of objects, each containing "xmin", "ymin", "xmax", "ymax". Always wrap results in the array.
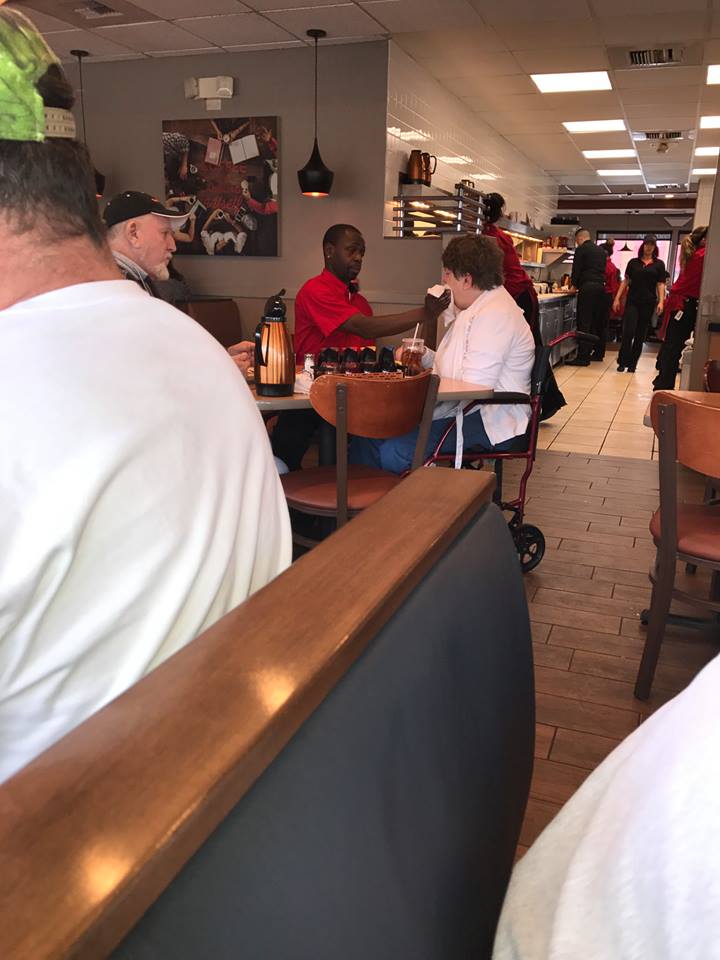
[{"xmin": 400, "ymin": 337, "xmax": 425, "ymax": 376}]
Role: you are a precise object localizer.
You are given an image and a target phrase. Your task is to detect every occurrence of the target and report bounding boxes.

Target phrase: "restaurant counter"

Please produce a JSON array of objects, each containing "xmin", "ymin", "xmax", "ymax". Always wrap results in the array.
[{"xmin": 537, "ymin": 292, "xmax": 577, "ymax": 366}]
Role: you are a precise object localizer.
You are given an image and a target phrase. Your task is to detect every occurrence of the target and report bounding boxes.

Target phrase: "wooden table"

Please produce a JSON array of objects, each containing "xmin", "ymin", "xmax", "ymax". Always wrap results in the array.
[
  {"xmin": 251, "ymin": 377, "xmax": 493, "ymax": 411},
  {"xmin": 252, "ymin": 377, "xmax": 494, "ymax": 466}
]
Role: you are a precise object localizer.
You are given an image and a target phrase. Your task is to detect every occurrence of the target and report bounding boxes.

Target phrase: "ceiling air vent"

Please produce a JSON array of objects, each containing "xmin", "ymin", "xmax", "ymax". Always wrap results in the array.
[
  {"xmin": 628, "ymin": 48, "xmax": 682, "ymax": 67},
  {"xmin": 608, "ymin": 42, "xmax": 702, "ymax": 71},
  {"xmin": 73, "ymin": 1, "xmax": 123, "ymax": 20},
  {"xmin": 633, "ymin": 130, "xmax": 686, "ymax": 141}
]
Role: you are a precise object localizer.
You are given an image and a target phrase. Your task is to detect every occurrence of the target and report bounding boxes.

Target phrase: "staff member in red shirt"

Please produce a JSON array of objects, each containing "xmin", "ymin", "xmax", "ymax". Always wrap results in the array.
[
  {"xmin": 653, "ymin": 226, "xmax": 707, "ymax": 390},
  {"xmin": 482, "ymin": 193, "xmax": 539, "ymax": 338},
  {"xmin": 272, "ymin": 223, "xmax": 450, "ymax": 470},
  {"xmin": 601, "ymin": 239, "xmax": 621, "ymax": 356}
]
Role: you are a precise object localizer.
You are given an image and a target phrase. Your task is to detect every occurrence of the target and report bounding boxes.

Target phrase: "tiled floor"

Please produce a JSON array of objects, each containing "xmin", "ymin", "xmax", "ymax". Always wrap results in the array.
[
  {"xmin": 505, "ymin": 449, "xmax": 718, "ymax": 855},
  {"xmin": 539, "ymin": 342, "xmax": 658, "ymax": 459}
]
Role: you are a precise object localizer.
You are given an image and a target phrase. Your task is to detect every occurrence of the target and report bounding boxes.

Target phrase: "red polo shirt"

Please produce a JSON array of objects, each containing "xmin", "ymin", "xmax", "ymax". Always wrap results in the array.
[{"xmin": 294, "ymin": 268, "xmax": 373, "ymax": 361}]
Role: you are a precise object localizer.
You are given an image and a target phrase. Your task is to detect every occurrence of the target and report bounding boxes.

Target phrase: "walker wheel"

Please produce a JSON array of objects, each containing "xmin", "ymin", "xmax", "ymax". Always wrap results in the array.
[{"xmin": 516, "ymin": 524, "xmax": 545, "ymax": 573}]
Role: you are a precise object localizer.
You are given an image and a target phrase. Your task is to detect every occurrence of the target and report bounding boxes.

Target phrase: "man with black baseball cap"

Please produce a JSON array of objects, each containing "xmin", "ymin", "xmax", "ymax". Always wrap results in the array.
[{"xmin": 103, "ymin": 190, "xmax": 187, "ymax": 294}]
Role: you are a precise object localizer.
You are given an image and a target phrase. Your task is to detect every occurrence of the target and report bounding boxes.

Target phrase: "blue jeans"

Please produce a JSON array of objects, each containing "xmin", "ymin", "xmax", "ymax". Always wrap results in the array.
[{"xmin": 349, "ymin": 413, "xmax": 521, "ymax": 475}]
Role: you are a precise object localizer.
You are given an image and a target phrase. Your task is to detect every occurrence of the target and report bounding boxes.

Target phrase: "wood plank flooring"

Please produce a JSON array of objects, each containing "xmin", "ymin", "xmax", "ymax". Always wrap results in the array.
[{"xmin": 504, "ymin": 449, "xmax": 719, "ymax": 851}]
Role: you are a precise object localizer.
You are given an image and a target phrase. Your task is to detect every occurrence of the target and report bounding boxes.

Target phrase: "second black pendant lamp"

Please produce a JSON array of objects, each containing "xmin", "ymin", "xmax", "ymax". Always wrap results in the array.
[{"xmin": 297, "ymin": 28, "xmax": 334, "ymax": 197}]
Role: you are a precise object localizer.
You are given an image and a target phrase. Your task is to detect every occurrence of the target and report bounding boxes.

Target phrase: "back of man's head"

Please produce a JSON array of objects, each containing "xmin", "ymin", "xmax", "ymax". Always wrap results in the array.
[
  {"xmin": 575, "ymin": 228, "xmax": 591, "ymax": 245},
  {"xmin": 0, "ymin": 8, "xmax": 103, "ymax": 248}
]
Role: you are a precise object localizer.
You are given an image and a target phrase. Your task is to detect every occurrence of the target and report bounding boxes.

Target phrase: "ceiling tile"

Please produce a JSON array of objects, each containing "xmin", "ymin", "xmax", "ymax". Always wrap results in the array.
[
  {"xmin": 597, "ymin": 13, "xmax": 707, "ymax": 46},
  {"xmin": 470, "ymin": 0, "xmax": 592, "ymax": 22},
  {"xmin": 223, "ymin": 40, "xmax": 303, "ymax": 51},
  {"xmin": 474, "ymin": 111, "xmax": 563, "ymax": 134},
  {"xmin": 93, "ymin": 20, "xmax": 215, "ymax": 52},
  {"xmin": 413, "ymin": 51, "xmax": 521, "ymax": 81},
  {"xmin": 132, "ymin": 0, "xmax": 250, "ymax": 16},
  {"xmin": 627, "ymin": 115, "xmax": 697, "ymax": 130},
  {"xmin": 248, "ymin": 0, "xmax": 353, "ymax": 7},
  {"xmin": 446, "ymin": 74, "xmax": 535, "ymax": 99},
  {"xmin": 391, "ymin": 26, "xmax": 506, "ymax": 59},
  {"xmin": 177, "ymin": 13, "xmax": 294, "ymax": 44},
  {"xmin": 498, "ymin": 20, "xmax": 599, "ymax": 48},
  {"xmin": 20, "ymin": 0, "xmax": 160, "ymax": 28},
  {"xmin": 263, "ymin": 4, "xmax": 386, "ymax": 40},
  {"xmin": 360, "ymin": 0, "xmax": 484, "ymax": 32},
  {"xmin": 620, "ymin": 86, "xmax": 701, "ymax": 105},
  {"xmin": 614, "ymin": 66, "xmax": 705, "ymax": 89},
  {"xmin": 565, "ymin": 131, "xmax": 635, "ymax": 149},
  {"xmin": 43, "ymin": 27, "xmax": 140, "ymax": 60},
  {"xmin": 512, "ymin": 46, "xmax": 609, "ymax": 73},
  {"xmin": 599, "ymin": 0, "xmax": 706, "ymax": 12},
  {"xmin": 8, "ymin": 3, "xmax": 73, "ymax": 32}
]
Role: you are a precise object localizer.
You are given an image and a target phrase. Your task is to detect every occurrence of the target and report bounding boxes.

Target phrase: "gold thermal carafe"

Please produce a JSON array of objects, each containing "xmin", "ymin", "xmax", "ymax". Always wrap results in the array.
[{"xmin": 254, "ymin": 294, "xmax": 295, "ymax": 397}]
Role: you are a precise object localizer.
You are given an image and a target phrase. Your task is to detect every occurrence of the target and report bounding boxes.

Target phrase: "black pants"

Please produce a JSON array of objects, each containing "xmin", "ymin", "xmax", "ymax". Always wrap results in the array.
[
  {"xmin": 653, "ymin": 298, "xmax": 698, "ymax": 390},
  {"xmin": 271, "ymin": 410, "xmax": 321, "ymax": 471},
  {"xmin": 576, "ymin": 283, "xmax": 606, "ymax": 360},
  {"xmin": 619, "ymin": 301, "xmax": 655, "ymax": 370}
]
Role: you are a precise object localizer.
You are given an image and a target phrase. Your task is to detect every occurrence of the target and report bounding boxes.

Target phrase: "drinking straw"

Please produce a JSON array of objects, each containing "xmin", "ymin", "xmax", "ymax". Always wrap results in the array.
[{"xmin": 412, "ymin": 321, "xmax": 420, "ymax": 343}]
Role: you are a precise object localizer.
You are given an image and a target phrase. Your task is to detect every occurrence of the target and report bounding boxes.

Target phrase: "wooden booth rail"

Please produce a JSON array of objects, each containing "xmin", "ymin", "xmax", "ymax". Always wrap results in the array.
[{"xmin": 0, "ymin": 468, "xmax": 534, "ymax": 960}]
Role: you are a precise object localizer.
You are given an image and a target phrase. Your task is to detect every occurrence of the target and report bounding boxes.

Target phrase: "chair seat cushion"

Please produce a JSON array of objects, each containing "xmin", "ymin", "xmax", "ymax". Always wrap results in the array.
[
  {"xmin": 282, "ymin": 465, "xmax": 401, "ymax": 512},
  {"xmin": 650, "ymin": 502, "xmax": 720, "ymax": 562}
]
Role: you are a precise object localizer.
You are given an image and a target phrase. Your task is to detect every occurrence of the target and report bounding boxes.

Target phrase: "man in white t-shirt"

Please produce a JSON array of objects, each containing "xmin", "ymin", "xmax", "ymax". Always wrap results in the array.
[
  {"xmin": 0, "ymin": 11, "xmax": 292, "ymax": 782},
  {"xmin": 493, "ymin": 652, "xmax": 720, "ymax": 959}
]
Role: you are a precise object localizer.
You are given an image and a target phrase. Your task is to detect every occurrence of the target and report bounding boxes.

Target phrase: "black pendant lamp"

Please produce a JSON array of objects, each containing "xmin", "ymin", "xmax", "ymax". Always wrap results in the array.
[
  {"xmin": 297, "ymin": 29, "xmax": 334, "ymax": 197},
  {"xmin": 70, "ymin": 48, "xmax": 106, "ymax": 197}
]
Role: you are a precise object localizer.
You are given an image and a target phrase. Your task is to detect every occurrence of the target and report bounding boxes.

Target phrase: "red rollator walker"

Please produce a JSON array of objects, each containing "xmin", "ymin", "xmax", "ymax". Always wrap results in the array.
[{"xmin": 424, "ymin": 330, "xmax": 598, "ymax": 573}]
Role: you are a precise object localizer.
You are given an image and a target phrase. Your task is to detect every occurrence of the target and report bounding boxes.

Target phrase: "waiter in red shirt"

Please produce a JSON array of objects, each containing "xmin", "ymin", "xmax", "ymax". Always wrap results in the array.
[
  {"xmin": 653, "ymin": 226, "xmax": 707, "ymax": 390},
  {"xmin": 481, "ymin": 193, "xmax": 539, "ymax": 338},
  {"xmin": 600, "ymin": 239, "xmax": 621, "ymax": 359},
  {"xmin": 273, "ymin": 223, "xmax": 450, "ymax": 470}
]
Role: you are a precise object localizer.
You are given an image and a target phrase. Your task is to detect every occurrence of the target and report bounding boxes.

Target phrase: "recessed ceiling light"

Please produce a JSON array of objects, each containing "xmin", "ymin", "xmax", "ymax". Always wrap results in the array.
[
  {"xmin": 597, "ymin": 169, "xmax": 643, "ymax": 176},
  {"xmin": 582, "ymin": 149, "xmax": 636, "ymax": 159},
  {"xmin": 665, "ymin": 194, "xmax": 675, "ymax": 198},
  {"xmin": 531, "ymin": 71, "xmax": 611, "ymax": 93},
  {"xmin": 695, "ymin": 146, "xmax": 720, "ymax": 156},
  {"xmin": 692, "ymin": 168, "xmax": 717, "ymax": 175},
  {"xmin": 563, "ymin": 119, "xmax": 626, "ymax": 133},
  {"xmin": 707, "ymin": 65, "xmax": 720, "ymax": 85},
  {"xmin": 700, "ymin": 116, "xmax": 720, "ymax": 129}
]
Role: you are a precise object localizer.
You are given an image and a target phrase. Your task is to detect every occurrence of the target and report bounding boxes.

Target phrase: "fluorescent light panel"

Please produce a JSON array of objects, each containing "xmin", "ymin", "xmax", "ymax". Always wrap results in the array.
[
  {"xmin": 695, "ymin": 146, "xmax": 720, "ymax": 156},
  {"xmin": 583, "ymin": 149, "xmax": 636, "ymax": 158},
  {"xmin": 563, "ymin": 119, "xmax": 626, "ymax": 133},
  {"xmin": 693, "ymin": 168, "xmax": 717, "ymax": 175},
  {"xmin": 700, "ymin": 116, "xmax": 720, "ymax": 129},
  {"xmin": 532, "ymin": 71, "xmax": 611, "ymax": 93},
  {"xmin": 707, "ymin": 65, "xmax": 720, "ymax": 85},
  {"xmin": 468, "ymin": 173, "xmax": 497, "ymax": 180},
  {"xmin": 597, "ymin": 169, "xmax": 643, "ymax": 176}
]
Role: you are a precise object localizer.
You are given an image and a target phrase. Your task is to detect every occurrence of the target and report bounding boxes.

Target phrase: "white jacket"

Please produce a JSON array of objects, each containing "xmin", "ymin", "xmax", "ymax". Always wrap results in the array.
[{"xmin": 426, "ymin": 285, "xmax": 535, "ymax": 460}]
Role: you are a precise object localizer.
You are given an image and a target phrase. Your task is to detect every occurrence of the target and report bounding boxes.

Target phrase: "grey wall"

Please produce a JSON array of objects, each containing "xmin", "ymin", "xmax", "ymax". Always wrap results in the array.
[{"xmin": 80, "ymin": 41, "xmax": 441, "ymax": 307}]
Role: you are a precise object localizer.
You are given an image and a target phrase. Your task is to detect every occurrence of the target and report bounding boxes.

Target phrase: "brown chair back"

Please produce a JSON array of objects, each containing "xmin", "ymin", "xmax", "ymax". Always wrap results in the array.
[
  {"xmin": 310, "ymin": 372, "xmax": 435, "ymax": 439},
  {"xmin": 310, "ymin": 372, "xmax": 440, "ymax": 527},
  {"xmin": 651, "ymin": 391, "xmax": 720, "ymax": 479},
  {"xmin": 178, "ymin": 299, "xmax": 243, "ymax": 349},
  {"xmin": 704, "ymin": 359, "xmax": 720, "ymax": 392}
]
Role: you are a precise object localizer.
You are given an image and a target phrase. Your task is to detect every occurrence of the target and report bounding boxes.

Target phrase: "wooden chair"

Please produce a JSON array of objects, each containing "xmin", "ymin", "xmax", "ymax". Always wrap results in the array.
[
  {"xmin": 635, "ymin": 391, "xmax": 720, "ymax": 700},
  {"xmin": 282, "ymin": 372, "xmax": 439, "ymax": 547},
  {"xmin": 704, "ymin": 359, "xmax": 720, "ymax": 393}
]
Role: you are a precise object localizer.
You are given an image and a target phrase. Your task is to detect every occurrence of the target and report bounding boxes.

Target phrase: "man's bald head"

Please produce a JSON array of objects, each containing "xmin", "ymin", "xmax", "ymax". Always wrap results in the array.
[{"xmin": 575, "ymin": 228, "xmax": 591, "ymax": 245}]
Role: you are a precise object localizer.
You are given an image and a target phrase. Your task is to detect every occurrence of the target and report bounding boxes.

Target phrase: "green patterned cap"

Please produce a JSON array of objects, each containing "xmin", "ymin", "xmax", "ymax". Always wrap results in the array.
[{"xmin": 0, "ymin": 6, "xmax": 59, "ymax": 142}]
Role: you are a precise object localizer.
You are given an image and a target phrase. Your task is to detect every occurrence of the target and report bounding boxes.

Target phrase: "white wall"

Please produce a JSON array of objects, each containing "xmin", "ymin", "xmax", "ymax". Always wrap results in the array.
[{"xmin": 384, "ymin": 43, "xmax": 557, "ymax": 238}]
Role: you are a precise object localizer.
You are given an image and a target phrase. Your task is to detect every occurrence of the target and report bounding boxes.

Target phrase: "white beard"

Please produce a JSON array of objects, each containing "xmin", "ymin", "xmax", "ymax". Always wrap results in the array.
[{"xmin": 151, "ymin": 263, "xmax": 170, "ymax": 282}]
